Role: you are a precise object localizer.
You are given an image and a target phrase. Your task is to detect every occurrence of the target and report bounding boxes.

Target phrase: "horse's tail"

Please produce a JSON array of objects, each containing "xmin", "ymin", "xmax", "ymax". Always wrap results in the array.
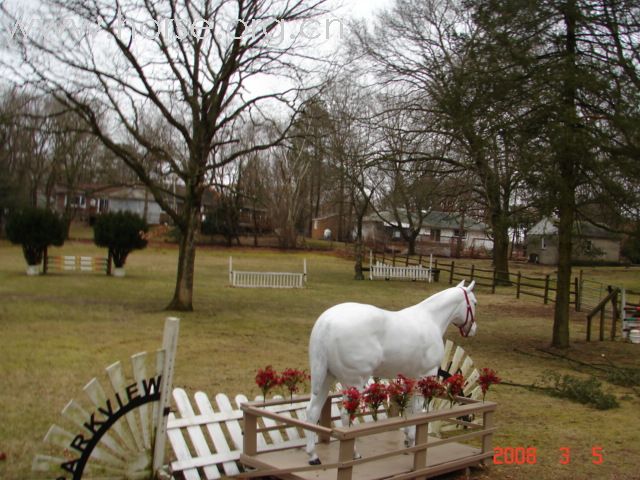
[{"xmin": 308, "ymin": 321, "xmax": 329, "ymax": 395}]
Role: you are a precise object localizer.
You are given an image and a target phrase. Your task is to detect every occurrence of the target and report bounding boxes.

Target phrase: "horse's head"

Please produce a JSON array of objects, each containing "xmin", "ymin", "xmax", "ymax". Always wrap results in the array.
[{"xmin": 453, "ymin": 280, "xmax": 477, "ymax": 337}]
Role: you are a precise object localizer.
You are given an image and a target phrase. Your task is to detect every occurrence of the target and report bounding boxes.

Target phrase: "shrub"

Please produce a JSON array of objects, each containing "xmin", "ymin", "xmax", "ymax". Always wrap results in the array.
[
  {"xmin": 541, "ymin": 371, "xmax": 619, "ymax": 410},
  {"xmin": 93, "ymin": 211, "xmax": 148, "ymax": 268},
  {"xmin": 5, "ymin": 208, "xmax": 65, "ymax": 266}
]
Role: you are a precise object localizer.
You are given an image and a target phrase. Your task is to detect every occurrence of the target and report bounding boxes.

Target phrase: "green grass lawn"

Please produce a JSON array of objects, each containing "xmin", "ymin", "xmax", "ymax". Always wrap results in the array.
[{"xmin": 1, "ymin": 239, "xmax": 639, "ymax": 479}]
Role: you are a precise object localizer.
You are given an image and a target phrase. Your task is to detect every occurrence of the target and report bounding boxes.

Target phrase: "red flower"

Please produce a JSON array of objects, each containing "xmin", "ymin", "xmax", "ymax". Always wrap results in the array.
[
  {"xmin": 255, "ymin": 365, "xmax": 280, "ymax": 400},
  {"xmin": 443, "ymin": 374, "xmax": 465, "ymax": 406},
  {"xmin": 280, "ymin": 368, "xmax": 308, "ymax": 401},
  {"xmin": 416, "ymin": 376, "xmax": 444, "ymax": 411},
  {"xmin": 478, "ymin": 368, "xmax": 501, "ymax": 400},
  {"xmin": 362, "ymin": 381, "xmax": 387, "ymax": 421},
  {"xmin": 387, "ymin": 374, "xmax": 416, "ymax": 417},
  {"xmin": 341, "ymin": 387, "xmax": 362, "ymax": 425}
]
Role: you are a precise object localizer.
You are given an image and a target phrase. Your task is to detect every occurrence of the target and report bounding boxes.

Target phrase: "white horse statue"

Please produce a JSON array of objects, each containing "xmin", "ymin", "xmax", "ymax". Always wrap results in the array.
[{"xmin": 305, "ymin": 280, "xmax": 478, "ymax": 465}]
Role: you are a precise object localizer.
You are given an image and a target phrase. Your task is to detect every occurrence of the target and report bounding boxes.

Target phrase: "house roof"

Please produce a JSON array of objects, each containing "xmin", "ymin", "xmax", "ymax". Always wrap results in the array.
[
  {"xmin": 529, "ymin": 217, "xmax": 621, "ymax": 240},
  {"xmin": 364, "ymin": 210, "xmax": 488, "ymax": 231}
]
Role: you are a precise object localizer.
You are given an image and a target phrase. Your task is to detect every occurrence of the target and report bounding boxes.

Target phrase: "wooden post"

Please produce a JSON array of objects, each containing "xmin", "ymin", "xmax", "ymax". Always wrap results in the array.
[
  {"xmin": 243, "ymin": 411, "xmax": 258, "ymax": 457},
  {"xmin": 599, "ymin": 307, "xmax": 605, "ymax": 341},
  {"xmin": 412, "ymin": 422, "xmax": 429, "ymax": 474},
  {"xmin": 481, "ymin": 410, "xmax": 494, "ymax": 466},
  {"xmin": 337, "ymin": 438, "xmax": 355, "ymax": 480},
  {"xmin": 106, "ymin": 251, "xmax": 112, "ymax": 276},
  {"xmin": 392, "ymin": 250, "xmax": 396, "ymax": 267},
  {"xmin": 449, "ymin": 261, "xmax": 455, "ymax": 285},
  {"xmin": 318, "ymin": 397, "xmax": 332, "ymax": 444},
  {"xmin": 574, "ymin": 277, "xmax": 580, "ymax": 312},
  {"xmin": 516, "ymin": 272, "xmax": 521, "ymax": 299},
  {"xmin": 405, "ymin": 255, "xmax": 409, "ymax": 267},
  {"xmin": 610, "ymin": 287, "xmax": 619, "ymax": 340},
  {"xmin": 543, "ymin": 275, "xmax": 550, "ymax": 305},
  {"xmin": 303, "ymin": 258, "xmax": 308, "ymax": 285},
  {"xmin": 587, "ymin": 313, "xmax": 592, "ymax": 342},
  {"xmin": 43, "ymin": 247, "xmax": 48, "ymax": 275},
  {"xmin": 152, "ymin": 317, "xmax": 180, "ymax": 476},
  {"xmin": 470, "ymin": 264, "xmax": 475, "ymax": 281}
]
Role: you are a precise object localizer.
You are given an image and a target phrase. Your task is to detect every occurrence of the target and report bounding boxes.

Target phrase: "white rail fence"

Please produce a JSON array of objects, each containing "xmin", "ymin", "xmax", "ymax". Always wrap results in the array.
[
  {"xmin": 228, "ymin": 257, "xmax": 307, "ymax": 288},
  {"xmin": 369, "ymin": 251, "xmax": 433, "ymax": 282}
]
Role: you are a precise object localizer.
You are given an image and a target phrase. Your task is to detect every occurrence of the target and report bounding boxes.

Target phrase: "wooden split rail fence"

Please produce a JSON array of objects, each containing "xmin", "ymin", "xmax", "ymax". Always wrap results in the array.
[{"xmin": 229, "ymin": 257, "xmax": 307, "ymax": 289}]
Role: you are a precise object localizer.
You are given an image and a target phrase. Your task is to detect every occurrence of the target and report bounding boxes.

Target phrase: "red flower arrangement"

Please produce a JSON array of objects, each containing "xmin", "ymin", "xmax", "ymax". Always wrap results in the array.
[
  {"xmin": 255, "ymin": 365, "xmax": 280, "ymax": 401},
  {"xmin": 341, "ymin": 387, "xmax": 362, "ymax": 426},
  {"xmin": 387, "ymin": 374, "xmax": 416, "ymax": 417},
  {"xmin": 443, "ymin": 374, "xmax": 465, "ymax": 407},
  {"xmin": 362, "ymin": 381, "xmax": 387, "ymax": 421},
  {"xmin": 280, "ymin": 368, "xmax": 309, "ymax": 402},
  {"xmin": 416, "ymin": 376, "xmax": 444, "ymax": 412},
  {"xmin": 478, "ymin": 368, "xmax": 501, "ymax": 401}
]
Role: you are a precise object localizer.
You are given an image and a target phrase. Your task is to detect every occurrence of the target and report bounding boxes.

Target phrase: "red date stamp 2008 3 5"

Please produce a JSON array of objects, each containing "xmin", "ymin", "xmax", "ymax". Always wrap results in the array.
[{"xmin": 493, "ymin": 446, "xmax": 604, "ymax": 465}]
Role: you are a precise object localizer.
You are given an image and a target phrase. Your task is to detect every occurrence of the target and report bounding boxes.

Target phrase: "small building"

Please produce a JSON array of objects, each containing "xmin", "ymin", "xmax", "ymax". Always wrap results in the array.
[
  {"xmin": 362, "ymin": 210, "xmax": 493, "ymax": 256},
  {"xmin": 526, "ymin": 217, "xmax": 621, "ymax": 265},
  {"xmin": 311, "ymin": 214, "xmax": 342, "ymax": 240}
]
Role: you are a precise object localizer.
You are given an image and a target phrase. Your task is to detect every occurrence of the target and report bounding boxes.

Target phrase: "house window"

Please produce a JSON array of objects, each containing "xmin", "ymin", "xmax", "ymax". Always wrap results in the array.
[
  {"xmin": 71, "ymin": 195, "xmax": 86, "ymax": 208},
  {"xmin": 454, "ymin": 229, "xmax": 467, "ymax": 239},
  {"xmin": 430, "ymin": 228, "xmax": 441, "ymax": 242},
  {"xmin": 98, "ymin": 198, "xmax": 109, "ymax": 213},
  {"xmin": 541, "ymin": 237, "xmax": 546, "ymax": 250}
]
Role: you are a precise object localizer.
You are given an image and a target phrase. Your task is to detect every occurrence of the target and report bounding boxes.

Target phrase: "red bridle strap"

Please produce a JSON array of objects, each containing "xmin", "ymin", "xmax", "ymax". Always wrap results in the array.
[{"xmin": 458, "ymin": 287, "xmax": 475, "ymax": 337}]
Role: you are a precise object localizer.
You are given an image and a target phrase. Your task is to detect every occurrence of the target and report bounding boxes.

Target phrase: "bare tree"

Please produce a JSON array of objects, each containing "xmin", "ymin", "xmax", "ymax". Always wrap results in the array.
[{"xmin": 2, "ymin": 0, "xmax": 329, "ymax": 310}]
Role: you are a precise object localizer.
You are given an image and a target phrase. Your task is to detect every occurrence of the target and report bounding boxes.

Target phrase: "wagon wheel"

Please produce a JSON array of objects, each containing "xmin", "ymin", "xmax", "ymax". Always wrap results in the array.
[
  {"xmin": 33, "ymin": 351, "xmax": 167, "ymax": 480},
  {"xmin": 429, "ymin": 340, "xmax": 482, "ymax": 435}
]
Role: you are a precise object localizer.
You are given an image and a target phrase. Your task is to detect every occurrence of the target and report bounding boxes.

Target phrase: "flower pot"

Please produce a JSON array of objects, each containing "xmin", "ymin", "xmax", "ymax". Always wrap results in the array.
[
  {"xmin": 112, "ymin": 267, "xmax": 126, "ymax": 278},
  {"xmin": 26, "ymin": 265, "xmax": 40, "ymax": 276},
  {"xmin": 629, "ymin": 329, "xmax": 640, "ymax": 344}
]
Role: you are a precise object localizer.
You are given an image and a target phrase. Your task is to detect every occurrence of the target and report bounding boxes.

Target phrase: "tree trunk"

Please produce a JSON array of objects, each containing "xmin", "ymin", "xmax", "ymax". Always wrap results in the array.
[
  {"xmin": 552, "ymin": 0, "xmax": 579, "ymax": 349},
  {"xmin": 492, "ymin": 212, "xmax": 511, "ymax": 285},
  {"xmin": 166, "ymin": 206, "xmax": 199, "ymax": 311},
  {"xmin": 354, "ymin": 216, "xmax": 365, "ymax": 280},
  {"xmin": 407, "ymin": 234, "xmax": 417, "ymax": 256},
  {"xmin": 553, "ymin": 196, "xmax": 574, "ymax": 348}
]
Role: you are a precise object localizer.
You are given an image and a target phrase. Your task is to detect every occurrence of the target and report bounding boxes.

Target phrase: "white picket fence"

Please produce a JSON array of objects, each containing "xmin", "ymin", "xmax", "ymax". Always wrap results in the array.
[
  {"xmin": 167, "ymin": 340, "xmax": 481, "ymax": 480},
  {"xmin": 228, "ymin": 257, "xmax": 307, "ymax": 288},
  {"xmin": 369, "ymin": 251, "xmax": 433, "ymax": 282}
]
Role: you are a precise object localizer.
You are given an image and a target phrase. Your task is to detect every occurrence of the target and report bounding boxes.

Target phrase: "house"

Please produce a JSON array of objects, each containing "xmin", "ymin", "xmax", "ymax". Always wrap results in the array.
[
  {"xmin": 311, "ymin": 214, "xmax": 342, "ymax": 240},
  {"xmin": 362, "ymin": 210, "xmax": 493, "ymax": 256},
  {"xmin": 526, "ymin": 217, "xmax": 621, "ymax": 265},
  {"xmin": 52, "ymin": 184, "xmax": 165, "ymax": 224}
]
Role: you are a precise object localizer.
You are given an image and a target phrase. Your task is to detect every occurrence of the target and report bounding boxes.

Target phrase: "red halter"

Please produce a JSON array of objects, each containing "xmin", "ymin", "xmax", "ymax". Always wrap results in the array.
[{"xmin": 458, "ymin": 287, "xmax": 475, "ymax": 337}]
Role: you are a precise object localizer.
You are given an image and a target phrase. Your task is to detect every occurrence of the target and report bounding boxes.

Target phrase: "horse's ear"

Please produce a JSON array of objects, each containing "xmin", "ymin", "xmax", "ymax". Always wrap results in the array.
[
  {"xmin": 456, "ymin": 280, "xmax": 465, "ymax": 288},
  {"xmin": 467, "ymin": 280, "xmax": 476, "ymax": 291}
]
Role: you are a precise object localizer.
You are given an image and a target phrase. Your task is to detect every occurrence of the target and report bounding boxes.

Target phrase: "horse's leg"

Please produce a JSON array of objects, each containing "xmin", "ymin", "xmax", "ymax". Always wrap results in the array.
[
  {"xmin": 404, "ymin": 367, "xmax": 439, "ymax": 447},
  {"xmin": 403, "ymin": 394, "xmax": 422, "ymax": 447},
  {"xmin": 338, "ymin": 391, "xmax": 363, "ymax": 460},
  {"xmin": 305, "ymin": 371, "xmax": 334, "ymax": 465}
]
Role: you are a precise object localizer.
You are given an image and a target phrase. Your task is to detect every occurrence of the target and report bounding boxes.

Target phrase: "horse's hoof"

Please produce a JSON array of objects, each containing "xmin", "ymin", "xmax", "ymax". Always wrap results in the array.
[
  {"xmin": 353, "ymin": 453, "xmax": 362, "ymax": 460},
  {"xmin": 309, "ymin": 458, "xmax": 322, "ymax": 465}
]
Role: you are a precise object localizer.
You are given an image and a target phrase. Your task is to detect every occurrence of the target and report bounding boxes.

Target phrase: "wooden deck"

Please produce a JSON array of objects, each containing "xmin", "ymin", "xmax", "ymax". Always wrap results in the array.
[
  {"xmin": 241, "ymin": 430, "xmax": 490, "ymax": 479},
  {"xmin": 240, "ymin": 396, "xmax": 496, "ymax": 480}
]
